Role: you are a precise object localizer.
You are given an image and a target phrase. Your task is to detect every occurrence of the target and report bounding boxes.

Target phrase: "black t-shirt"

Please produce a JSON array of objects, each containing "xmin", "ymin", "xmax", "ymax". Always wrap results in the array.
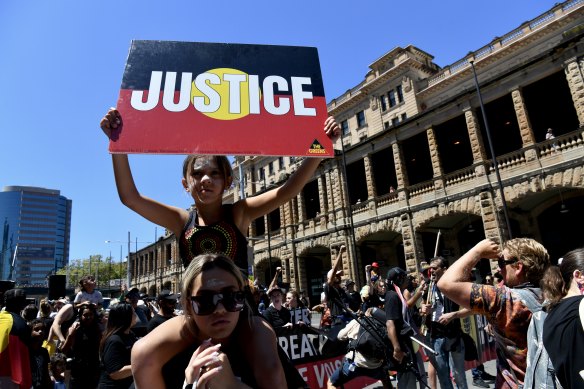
[
  {"xmin": 543, "ymin": 295, "xmax": 584, "ymax": 389},
  {"xmin": 146, "ymin": 313, "xmax": 174, "ymax": 333},
  {"xmin": 384, "ymin": 289, "xmax": 412, "ymax": 353},
  {"xmin": 263, "ymin": 305, "xmax": 291, "ymax": 329},
  {"xmin": 347, "ymin": 291, "xmax": 361, "ymax": 312},
  {"xmin": 384, "ymin": 290, "xmax": 404, "ymax": 330},
  {"xmin": 323, "ymin": 284, "xmax": 345, "ymax": 321},
  {"xmin": 99, "ymin": 332, "xmax": 136, "ymax": 389}
]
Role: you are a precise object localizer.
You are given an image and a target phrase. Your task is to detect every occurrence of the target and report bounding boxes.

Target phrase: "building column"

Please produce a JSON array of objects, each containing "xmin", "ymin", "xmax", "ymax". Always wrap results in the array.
[
  {"xmin": 324, "ymin": 169, "xmax": 336, "ymax": 225},
  {"xmin": 479, "ymin": 191, "xmax": 507, "ymax": 243},
  {"xmin": 363, "ymin": 153, "xmax": 377, "ymax": 199},
  {"xmin": 564, "ymin": 57, "xmax": 584, "ymax": 127},
  {"xmin": 391, "ymin": 142, "xmax": 409, "ymax": 202},
  {"xmin": 400, "ymin": 213, "xmax": 424, "ymax": 272},
  {"xmin": 317, "ymin": 175, "xmax": 328, "ymax": 224},
  {"xmin": 426, "ymin": 126, "xmax": 445, "ymax": 191},
  {"xmin": 296, "ymin": 193, "xmax": 306, "ymax": 231},
  {"xmin": 331, "ymin": 161, "xmax": 349, "ymax": 221},
  {"xmin": 511, "ymin": 88, "xmax": 537, "ymax": 161},
  {"xmin": 464, "ymin": 107, "xmax": 488, "ymax": 177}
]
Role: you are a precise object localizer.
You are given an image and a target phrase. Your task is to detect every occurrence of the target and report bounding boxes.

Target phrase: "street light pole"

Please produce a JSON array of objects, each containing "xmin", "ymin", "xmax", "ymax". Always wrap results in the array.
[
  {"xmin": 469, "ymin": 61, "xmax": 513, "ymax": 239},
  {"xmin": 263, "ymin": 175, "xmax": 273, "ymax": 283}
]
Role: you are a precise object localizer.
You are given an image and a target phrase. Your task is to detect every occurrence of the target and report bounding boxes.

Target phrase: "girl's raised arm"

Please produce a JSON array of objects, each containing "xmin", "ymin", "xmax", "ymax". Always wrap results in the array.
[{"xmin": 100, "ymin": 108, "xmax": 188, "ymax": 236}]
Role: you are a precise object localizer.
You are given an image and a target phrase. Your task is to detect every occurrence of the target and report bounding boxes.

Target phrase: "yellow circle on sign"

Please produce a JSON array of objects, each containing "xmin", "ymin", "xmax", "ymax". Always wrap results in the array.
[{"xmin": 191, "ymin": 68, "xmax": 260, "ymax": 121}]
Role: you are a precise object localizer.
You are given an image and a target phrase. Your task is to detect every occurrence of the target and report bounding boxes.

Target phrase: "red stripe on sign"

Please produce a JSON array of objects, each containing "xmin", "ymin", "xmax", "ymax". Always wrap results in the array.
[
  {"xmin": 293, "ymin": 355, "xmax": 378, "ymax": 389},
  {"xmin": 110, "ymin": 90, "xmax": 332, "ymax": 156}
]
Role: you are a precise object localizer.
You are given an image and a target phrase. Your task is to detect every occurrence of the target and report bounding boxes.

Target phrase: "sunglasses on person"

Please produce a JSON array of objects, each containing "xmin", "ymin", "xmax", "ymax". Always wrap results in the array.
[
  {"xmin": 497, "ymin": 256, "xmax": 519, "ymax": 268},
  {"xmin": 190, "ymin": 291, "xmax": 245, "ymax": 316}
]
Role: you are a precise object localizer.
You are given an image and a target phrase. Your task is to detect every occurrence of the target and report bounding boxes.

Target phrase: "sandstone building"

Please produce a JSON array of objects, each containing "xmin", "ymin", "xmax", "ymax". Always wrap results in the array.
[{"xmin": 129, "ymin": 0, "xmax": 584, "ymax": 303}]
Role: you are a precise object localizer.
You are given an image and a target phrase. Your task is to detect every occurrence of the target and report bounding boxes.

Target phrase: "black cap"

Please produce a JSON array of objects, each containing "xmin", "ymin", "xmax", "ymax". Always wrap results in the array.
[
  {"xmin": 125, "ymin": 287, "xmax": 140, "ymax": 299},
  {"xmin": 4, "ymin": 288, "xmax": 26, "ymax": 312},
  {"xmin": 157, "ymin": 290, "xmax": 178, "ymax": 301},
  {"xmin": 386, "ymin": 267, "xmax": 407, "ymax": 283},
  {"xmin": 4, "ymin": 288, "xmax": 25, "ymax": 303},
  {"xmin": 344, "ymin": 279, "xmax": 355, "ymax": 288}
]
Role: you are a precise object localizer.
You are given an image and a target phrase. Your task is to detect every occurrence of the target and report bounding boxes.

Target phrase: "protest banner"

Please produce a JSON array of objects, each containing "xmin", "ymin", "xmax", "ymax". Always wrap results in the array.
[
  {"xmin": 111, "ymin": 40, "xmax": 332, "ymax": 157},
  {"xmin": 276, "ymin": 324, "xmax": 377, "ymax": 389}
]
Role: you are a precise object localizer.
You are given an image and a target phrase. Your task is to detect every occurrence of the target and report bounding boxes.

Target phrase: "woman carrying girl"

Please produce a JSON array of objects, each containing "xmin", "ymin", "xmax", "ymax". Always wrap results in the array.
[
  {"xmin": 100, "ymin": 108, "xmax": 340, "ymax": 388},
  {"xmin": 169, "ymin": 253, "xmax": 258, "ymax": 388}
]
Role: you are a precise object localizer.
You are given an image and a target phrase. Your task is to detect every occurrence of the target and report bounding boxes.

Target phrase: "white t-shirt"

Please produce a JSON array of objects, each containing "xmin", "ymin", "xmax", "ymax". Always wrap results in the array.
[{"xmin": 74, "ymin": 290, "xmax": 103, "ymax": 305}]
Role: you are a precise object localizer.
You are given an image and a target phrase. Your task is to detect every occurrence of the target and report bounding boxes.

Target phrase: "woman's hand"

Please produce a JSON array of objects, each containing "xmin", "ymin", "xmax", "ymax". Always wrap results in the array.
[
  {"xmin": 185, "ymin": 341, "xmax": 222, "ymax": 387},
  {"xmin": 99, "ymin": 108, "xmax": 122, "ymax": 139},
  {"xmin": 185, "ymin": 340, "xmax": 242, "ymax": 388}
]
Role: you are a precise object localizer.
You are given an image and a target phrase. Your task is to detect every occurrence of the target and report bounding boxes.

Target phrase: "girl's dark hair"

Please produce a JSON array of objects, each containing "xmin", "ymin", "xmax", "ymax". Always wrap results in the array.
[
  {"xmin": 541, "ymin": 247, "xmax": 584, "ymax": 309},
  {"xmin": 99, "ymin": 302, "xmax": 134, "ymax": 354},
  {"xmin": 78, "ymin": 275, "xmax": 95, "ymax": 290},
  {"xmin": 30, "ymin": 318, "xmax": 48, "ymax": 340},
  {"xmin": 182, "ymin": 155, "xmax": 233, "ymax": 189}
]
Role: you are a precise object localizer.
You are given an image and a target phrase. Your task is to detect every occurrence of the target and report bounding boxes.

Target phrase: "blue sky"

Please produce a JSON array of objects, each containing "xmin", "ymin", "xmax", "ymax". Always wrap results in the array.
[{"xmin": 0, "ymin": 1, "xmax": 559, "ymax": 262}]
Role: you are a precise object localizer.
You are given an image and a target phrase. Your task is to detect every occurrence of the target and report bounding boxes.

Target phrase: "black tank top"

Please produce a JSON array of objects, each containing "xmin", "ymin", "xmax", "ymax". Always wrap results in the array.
[{"xmin": 178, "ymin": 204, "xmax": 249, "ymax": 274}]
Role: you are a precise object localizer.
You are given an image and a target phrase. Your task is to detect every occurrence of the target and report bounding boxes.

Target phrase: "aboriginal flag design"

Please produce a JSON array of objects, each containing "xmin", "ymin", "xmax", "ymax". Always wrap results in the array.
[
  {"xmin": 112, "ymin": 41, "xmax": 331, "ymax": 157},
  {"xmin": 0, "ymin": 311, "xmax": 32, "ymax": 389}
]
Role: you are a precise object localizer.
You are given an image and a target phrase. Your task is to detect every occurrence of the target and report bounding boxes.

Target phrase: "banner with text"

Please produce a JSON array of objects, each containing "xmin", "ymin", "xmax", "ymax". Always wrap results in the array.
[
  {"xmin": 277, "ymin": 325, "xmax": 377, "ymax": 389},
  {"xmin": 111, "ymin": 40, "xmax": 332, "ymax": 157}
]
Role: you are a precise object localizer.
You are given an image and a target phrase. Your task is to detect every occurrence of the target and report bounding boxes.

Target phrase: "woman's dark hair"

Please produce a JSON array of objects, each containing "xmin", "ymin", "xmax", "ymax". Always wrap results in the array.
[
  {"xmin": 541, "ymin": 247, "xmax": 584, "ymax": 308},
  {"xmin": 22, "ymin": 304, "xmax": 39, "ymax": 323},
  {"xmin": 77, "ymin": 303, "xmax": 97, "ymax": 322},
  {"xmin": 99, "ymin": 302, "xmax": 134, "ymax": 354}
]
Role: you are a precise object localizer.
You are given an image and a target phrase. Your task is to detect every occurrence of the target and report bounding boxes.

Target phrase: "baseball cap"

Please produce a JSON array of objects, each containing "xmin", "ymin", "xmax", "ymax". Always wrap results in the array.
[
  {"xmin": 157, "ymin": 290, "xmax": 178, "ymax": 301},
  {"xmin": 267, "ymin": 286, "xmax": 284, "ymax": 297},
  {"xmin": 371, "ymin": 262, "xmax": 379, "ymax": 268},
  {"xmin": 125, "ymin": 287, "xmax": 140, "ymax": 299},
  {"xmin": 344, "ymin": 279, "xmax": 355, "ymax": 288},
  {"xmin": 386, "ymin": 267, "xmax": 407, "ymax": 283}
]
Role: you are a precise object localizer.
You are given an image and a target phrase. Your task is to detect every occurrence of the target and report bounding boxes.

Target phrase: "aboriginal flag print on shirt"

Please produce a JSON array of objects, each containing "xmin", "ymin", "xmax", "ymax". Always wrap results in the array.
[{"xmin": 112, "ymin": 41, "xmax": 331, "ymax": 157}]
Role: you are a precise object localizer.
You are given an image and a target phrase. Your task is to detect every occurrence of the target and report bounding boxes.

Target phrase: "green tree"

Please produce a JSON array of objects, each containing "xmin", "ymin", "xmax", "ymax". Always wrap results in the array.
[{"xmin": 57, "ymin": 254, "xmax": 127, "ymax": 292}]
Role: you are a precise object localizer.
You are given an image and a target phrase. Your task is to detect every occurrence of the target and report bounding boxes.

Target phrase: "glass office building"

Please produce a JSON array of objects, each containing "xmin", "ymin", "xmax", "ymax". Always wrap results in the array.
[{"xmin": 0, "ymin": 186, "xmax": 72, "ymax": 286}]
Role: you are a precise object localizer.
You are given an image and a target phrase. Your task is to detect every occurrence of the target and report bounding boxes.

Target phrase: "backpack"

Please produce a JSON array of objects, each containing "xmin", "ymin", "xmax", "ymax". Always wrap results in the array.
[
  {"xmin": 512, "ymin": 287, "xmax": 562, "ymax": 389},
  {"xmin": 348, "ymin": 315, "xmax": 388, "ymax": 361}
]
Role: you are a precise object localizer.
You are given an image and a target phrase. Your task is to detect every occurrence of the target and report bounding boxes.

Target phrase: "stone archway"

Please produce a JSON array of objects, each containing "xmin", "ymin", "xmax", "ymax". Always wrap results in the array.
[
  {"xmin": 254, "ymin": 256, "xmax": 282, "ymax": 287},
  {"xmin": 297, "ymin": 245, "xmax": 330, "ymax": 308}
]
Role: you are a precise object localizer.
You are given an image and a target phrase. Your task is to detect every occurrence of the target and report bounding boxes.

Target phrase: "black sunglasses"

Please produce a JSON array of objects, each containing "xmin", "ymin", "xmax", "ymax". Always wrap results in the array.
[
  {"xmin": 497, "ymin": 256, "xmax": 519, "ymax": 268},
  {"xmin": 190, "ymin": 291, "xmax": 245, "ymax": 316}
]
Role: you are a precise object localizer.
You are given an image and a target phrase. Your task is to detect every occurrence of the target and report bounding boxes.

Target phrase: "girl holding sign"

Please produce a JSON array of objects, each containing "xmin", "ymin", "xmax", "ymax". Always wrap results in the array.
[{"xmin": 100, "ymin": 108, "xmax": 340, "ymax": 388}]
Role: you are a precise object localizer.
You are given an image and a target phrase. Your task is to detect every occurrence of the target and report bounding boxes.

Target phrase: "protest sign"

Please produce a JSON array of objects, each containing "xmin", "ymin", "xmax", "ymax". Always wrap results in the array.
[
  {"xmin": 276, "ymin": 325, "xmax": 377, "ymax": 388},
  {"xmin": 111, "ymin": 40, "xmax": 332, "ymax": 157}
]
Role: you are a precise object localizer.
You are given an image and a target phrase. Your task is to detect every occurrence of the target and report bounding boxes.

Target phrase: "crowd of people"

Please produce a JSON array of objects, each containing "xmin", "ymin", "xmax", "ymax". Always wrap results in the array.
[{"xmin": 3, "ymin": 106, "xmax": 583, "ymax": 389}]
